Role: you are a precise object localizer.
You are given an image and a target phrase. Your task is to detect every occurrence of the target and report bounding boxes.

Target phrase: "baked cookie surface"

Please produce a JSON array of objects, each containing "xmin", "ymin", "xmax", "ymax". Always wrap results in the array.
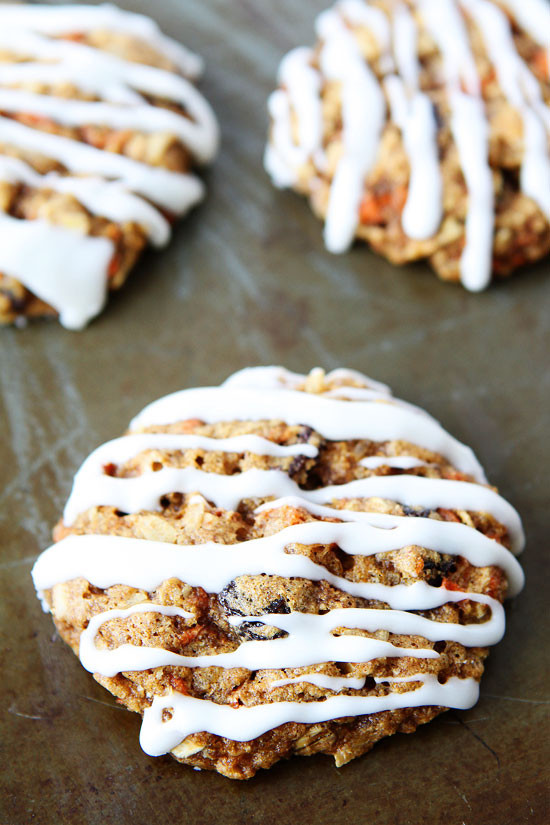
[
  {"xmin": 0, "ymin": 3, "xmax": 218, "ymax": 328},
  {"xmin": 32, "ymin": 366, "xmax": 525, "ymax": 779},
  {"xmin": 265, "ymin": 0, "xmax": 550, "ymax": 290}
]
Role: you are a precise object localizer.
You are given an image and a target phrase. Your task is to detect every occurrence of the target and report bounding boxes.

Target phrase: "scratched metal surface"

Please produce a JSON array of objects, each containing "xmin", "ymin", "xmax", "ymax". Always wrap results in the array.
[{"xmin": 1, "ymin": 1, "xmax": 549, "ymax": 823}]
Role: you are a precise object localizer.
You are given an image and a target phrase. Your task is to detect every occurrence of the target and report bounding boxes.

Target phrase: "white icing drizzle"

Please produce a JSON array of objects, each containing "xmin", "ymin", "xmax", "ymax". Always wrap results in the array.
[
  {"xmin": 79, "ymin": 599, "xmax": 454, "ymax": 678},
  {"xmin": 223, "ymin": 364, "xmax": 392, "ymax": 396},
  {"xmin": 0, "ymin": 4, "xmax": 218, "ymax": 327},
  {"xmin": 264, "ymin": 47, "xmax": 323, "ymax": 187},
  {"xmin": 316, "ymin": 6, "xmax": 386, "ymax": 253},
  {"xmin": 140, "ymin": 676, "xmax": 479, "ymax": 755},
  {"xmin": 0, "ymin": 212, "xmax": 112, "ymax": 329},
  {"xmin": 415, "ymin": 0, "xmax": 494, "ymax": 291},
  {"xmin": 497, "ymin": 0, "xmax": 550, "ymax": 57},
  {"xmin": 62, "ymin": 465, "xmax": 524, "ymax": 555},
  {"xmin": 0, "ymin": 156, "xmax": 170, "ymax": 246},
  {"xmin": 461, "ymin": 0, "xmax": 550, "ymax": 220},
  {"xmin": 129, "ymin": 385, "xmax": 487, "ymax": 483},
  {"xmin": 32, "ymin": 367, "xmax": 524, "ymax": 756},
  {"xmin": 253, "ymin": 497, "xmax": 524, "ymax": 593},
  {"xmin": 359, "ymin": 455, "xmax": 428, "ymax": 469},
  {"xmin": 268, "ymin": 673, "xmax": 369, "ymax": 691},
  {"xmin": 0, "ymin": 116, "xmax": 204, "ymax": 215},
  {"xmin": 385, "ymin": 4, "xmax": 443, "ymax": 239},
  {"xmin": 0, "ymin": 89, "xmax": 215, "ymax": 164},
  {"xmin": 266, "ymin": 0, "xmax": 549, "ymax": 289},
  {"xmin": 0, "ymin": 3, "xmax": 203, "ymax": 77}
]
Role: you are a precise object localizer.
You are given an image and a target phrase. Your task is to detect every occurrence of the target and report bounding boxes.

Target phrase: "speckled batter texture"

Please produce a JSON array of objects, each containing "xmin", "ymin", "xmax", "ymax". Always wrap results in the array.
[{"xmin": 40, "ymin": 369, "xmax": 516, "ymax": 779}]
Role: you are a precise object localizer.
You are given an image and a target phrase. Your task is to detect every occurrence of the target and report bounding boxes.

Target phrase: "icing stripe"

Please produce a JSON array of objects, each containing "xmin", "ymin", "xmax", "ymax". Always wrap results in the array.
[
  {"xmin": 0, "ymin": 89, "xmax": 215, "ymax": 164},
  {"xmin": 254, "ymin": 497, "xmax": 524, "ymax": 593},
  {"xmin": 268, "ymin": 673, "xmax": 369, "ymax": 691},
  {"xmin": 0, "ymin": 213, "xmax": 112, "ymax": 329},
  {"xmin": 0, "ymin": 3, "xmax": 203, "ymax": 77},
  {"xmin": 461, "ymin": 0, "xmax": 550, "ymax": 220},
  {"xmin": 140, "ymin": 676, "xmax": 479, "ymax": 755},
  {"xmin": 62, "ymin": 465, "xmax": 524, "ymax": 554},
  {"xmin": 129, "ymin": 385, "xmax": 487, "ymax": 482},
  {"xmin": 264, "ymin": 47, "xmax": 323, "ymax": 187},
  {"xmin": 386, "ymin": 3, "xmax": 443, "ymax": 239},
  {"xmin": 33, "ymin": 525, "xmax": 519, "ymax": 606},
  {"xmin": 0, "ymin": 156, "xmax": 170, "ymax": 246},
  {"xmin": 0, "ymin": 116, "xmax": 204, "ymax": 214},
  {"xmin": 79, "ymin": 602, "xmax": 448, "ymax": 678},
  {"xmin": 316, "ymin": 7, "xmax": 386, "ymax": 253}
]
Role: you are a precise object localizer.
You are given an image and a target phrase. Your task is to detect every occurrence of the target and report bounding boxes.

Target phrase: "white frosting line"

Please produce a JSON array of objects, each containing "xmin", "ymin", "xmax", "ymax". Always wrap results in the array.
[
  {"xmin": 0, "ymin": 116, "xmax": 204, "ymax": 214},
  {"xmin": 223, "ymin": 364, "xmax": 392, "ymax": 396},
  {"xmin": 62, "ymin": 464, "xmax": 524, "ymax": 555},
  {"xmin": 316, "ymin": 7, "xmax": 386, "ymax": 253},
  {"xmin": 34, "ymin": 515, "xmax": 522, "ymax": 604},
  {"xmin": 0, "ymin": 212, "xmax": 112, "ymax": 329},
  {"xmin": 497, "ymin": 0, "xmax": 550, "ymax": 55},
  {"xmin": 268, "ymin": 673, "xmax": 368, "ymax": 691},
  {"xmin": 450, "ymin": 91, "xmax": 494, "ymax": 291},
  {"xmin": 264, "ymin": 48, "xmax": 323, "ymax": 187},
  {"xmin": 416, "ymin": 0, "xmax": 494, "ymax": 290},
  {"xmin": 0, "ymin": 89, "xmax": 215, "ymax": 165},
  {"xmin": 129, "ymin": 385, "xmax": 487, "ymax": 482},
  {"xmin": 385, "ymin": 4, "xmax": 443, "ymax": 240},
  {"xmin": 359, "ymin": 455, "xmax": 428, "ymax": 469},
  {"xmin": 140, "ymin": 676, "xmax": 480, "ymax": 755},
  {"xmin": 0, "ymin": 3, "xmax": 203, "ymax": 78},
  {"xmin": 0, "ymin": 156, "xmax": 170, "ymax": 246},
  {"xmin": 253, "ymin": 497, "xmax": 524, "ymax": 593},
  {"xmin": 461, "ymin": 0, "xmax": 550, "ymax": 220},
  {"xmin": 80, "ymin": 601, "xmax": 452, "ymax": 678}
]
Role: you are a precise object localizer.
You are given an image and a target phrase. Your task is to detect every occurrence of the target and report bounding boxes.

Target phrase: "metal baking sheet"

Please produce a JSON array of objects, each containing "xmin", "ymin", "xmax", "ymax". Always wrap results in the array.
[{"xmin": 1, "ymin": 1, "xmax": 548, "ymax": 823}]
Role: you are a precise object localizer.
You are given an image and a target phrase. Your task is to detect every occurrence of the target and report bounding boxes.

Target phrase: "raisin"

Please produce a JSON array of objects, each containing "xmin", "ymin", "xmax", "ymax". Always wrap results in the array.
[
  {"xmin": 237, "ymin": 621, "xmax": 287, "ymax": 641},
  {"xmin": 402, "ymin": 505, "xmax": 432, "ymax": 518},
  {"xmin": 264, "ymin": 597, "xmax": 290, "ymax": 614}
]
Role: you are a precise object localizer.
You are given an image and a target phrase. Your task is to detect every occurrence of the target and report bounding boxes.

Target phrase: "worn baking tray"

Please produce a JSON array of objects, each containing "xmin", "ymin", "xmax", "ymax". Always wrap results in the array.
[{"xmin": 1, "ymin": 1, "xmax": 548, "ymax": 823}]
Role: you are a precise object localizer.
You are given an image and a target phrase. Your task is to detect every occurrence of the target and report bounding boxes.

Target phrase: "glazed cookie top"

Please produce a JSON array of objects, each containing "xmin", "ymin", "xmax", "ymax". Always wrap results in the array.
[
  {"xmin": 0, "ymin": 3, "xmax": 219, "ymax": 328},
  {"xmin": 32, "ymin": 366, "xmax": 524, "ymax": 758},
  {"xmin": 265, "ymin": 0, "xmax": 550, "ymax": 290}
]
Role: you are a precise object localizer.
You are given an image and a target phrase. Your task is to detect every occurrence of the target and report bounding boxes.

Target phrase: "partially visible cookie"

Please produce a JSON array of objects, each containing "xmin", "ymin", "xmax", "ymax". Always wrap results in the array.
[
  {"xmin": 32, "ymin": 366, "xmax": 524, "ymax": 779},
  {"xmin": 265, "ymin": 0, "xmax": 550, "ymax": 290},
  {"xmin": 0, "ymin": 3, "xmax": 219, "ymax": 328}
]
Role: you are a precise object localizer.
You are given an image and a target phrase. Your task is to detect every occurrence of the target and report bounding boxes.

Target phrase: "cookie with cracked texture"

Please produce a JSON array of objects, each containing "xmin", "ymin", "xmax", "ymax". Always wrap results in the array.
[
  {"xmin": 32, "ymin": 366, "xmax": 525, "ymax": 779},
  {"xmin": 0, "ymin": 3, "xmax": 218, "ymax": 328},
  {"xmin": 265, "ymin": 0, "xmax": 550, "ymax": 290}
]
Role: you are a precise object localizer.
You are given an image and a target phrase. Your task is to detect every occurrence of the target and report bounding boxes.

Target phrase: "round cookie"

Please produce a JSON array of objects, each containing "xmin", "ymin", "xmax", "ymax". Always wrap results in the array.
[
  {"xmin": 32, "ymin": 366, "xmax": 525, "ymax": 779},
  {"xmin": 265, "ymin": 0, "xmax": 550, "ymax": 290},
  {"xmin": 0, "ymin": 3, "xmax": 219, "ymax": 328}
]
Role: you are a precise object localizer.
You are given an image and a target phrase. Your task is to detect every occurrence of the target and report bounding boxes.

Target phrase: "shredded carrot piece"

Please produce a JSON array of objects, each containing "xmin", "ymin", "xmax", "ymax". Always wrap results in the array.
[
  {"xmin": 532, "ymin": 47, "xmax": 549, "ymax": 80},
  {"xmin": 359, "ymin": 185, "xmax": 407, "ymax": 225},
  {"xmin": 437, "ymin": 508, "xmax": 462, "ymax": 523}
]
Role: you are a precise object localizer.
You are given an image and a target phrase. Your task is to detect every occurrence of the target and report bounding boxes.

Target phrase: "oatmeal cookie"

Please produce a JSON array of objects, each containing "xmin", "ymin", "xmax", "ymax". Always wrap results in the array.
[
  {"xmin": 265, "ymin": 0, "xmax": 550, "ymax": 290},
  {"xmin": 32, "ymin": 366, "xmax": 524, "ymax": 778},
  {"xmin": 0, "ymin": 3, "xmax": 218, "ymax": 328}
]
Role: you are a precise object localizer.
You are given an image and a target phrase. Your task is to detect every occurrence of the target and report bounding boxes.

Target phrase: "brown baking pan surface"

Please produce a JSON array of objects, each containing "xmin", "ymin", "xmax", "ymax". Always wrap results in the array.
[{"xmin": 0, "ymin": 1, "xmax": 548, "ymax": 823}]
